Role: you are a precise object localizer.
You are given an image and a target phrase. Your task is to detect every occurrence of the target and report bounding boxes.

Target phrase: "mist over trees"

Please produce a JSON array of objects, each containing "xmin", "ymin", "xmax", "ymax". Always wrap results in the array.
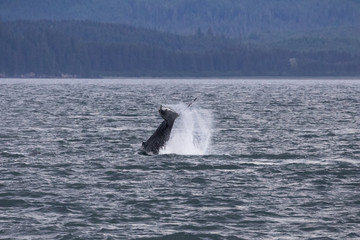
[{"xmin": 1, "ymin": 21, "xmax": 359, "ymax": 78}]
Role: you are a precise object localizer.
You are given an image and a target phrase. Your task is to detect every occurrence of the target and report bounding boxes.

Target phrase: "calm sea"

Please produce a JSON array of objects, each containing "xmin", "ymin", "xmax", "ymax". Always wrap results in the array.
[{"xmin": 0, "ymin": 78, "xmax": 359, "ymax": 239}]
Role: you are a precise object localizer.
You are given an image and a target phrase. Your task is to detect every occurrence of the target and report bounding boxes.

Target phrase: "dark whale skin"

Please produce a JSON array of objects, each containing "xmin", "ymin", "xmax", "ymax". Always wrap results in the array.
[{"xmin": 141, "ymin": 105, "xmax": 179, "ymax": 155}]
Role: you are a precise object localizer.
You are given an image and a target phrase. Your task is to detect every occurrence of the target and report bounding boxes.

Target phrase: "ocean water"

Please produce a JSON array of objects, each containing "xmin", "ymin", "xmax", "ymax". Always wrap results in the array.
[{"xmin": 0, "ymin": 78, "xmax": 359, "ymax": 240}]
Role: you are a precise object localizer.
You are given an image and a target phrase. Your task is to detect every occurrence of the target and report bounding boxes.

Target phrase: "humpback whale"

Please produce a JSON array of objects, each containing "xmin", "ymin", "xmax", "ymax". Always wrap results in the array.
[{"xmin": 141, "ymin": 105, "xmax": 179, "ymax": 155}]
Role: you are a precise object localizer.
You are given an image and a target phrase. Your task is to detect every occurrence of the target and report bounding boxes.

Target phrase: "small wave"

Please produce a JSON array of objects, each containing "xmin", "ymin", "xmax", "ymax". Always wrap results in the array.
[
  {"xmin": 0, "ymin": 199, "xmax": 28, "ymax": 208},
  {"xmin": 135, "ymin": 232, "xmax": 211, "ymax": 240},
  {"xmin": 44, "ymin": 203, "xmax": 74, "ymax": 214},
  {"xmin": 201, "ymin": 153, "xmax": 306, "ymax": 160},
  {"xmin": 0, "ymin": 151, "xmax": 26, "ymax": 158},
  {"xmin": 176, "ymin": 163, "xmax": 243, "ymax": 171},
  {"xmin": 65, "ymin": 182, "xmax": 88, "ymax": 190},
  {"xmin": 299, "ymin": 134, "xmax": 320, "ymax": 139},
  {"xmin": 0, "ymin": 134, "xmax": 14, "ymax": 139},
  {"xmin": 248, "ymin": 153, "xmax": 305, "ymax": 160}
]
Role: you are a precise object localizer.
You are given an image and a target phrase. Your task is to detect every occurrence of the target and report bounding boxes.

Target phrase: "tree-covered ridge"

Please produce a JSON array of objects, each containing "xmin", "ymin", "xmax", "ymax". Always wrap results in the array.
[
  {"xmin": 1, "ymin": 20, "xmax": 359, "ymax": 78},
  {"xmin": 1, "ymin": 0, "xmax": 359, "ymax": 37},
  {"xmin": 2, "ymin": 0, "xmax": 360, "ymax": 54},
  {"xmin": 4, "ymin": 20, "xmax": 239, "ymax": 52}
]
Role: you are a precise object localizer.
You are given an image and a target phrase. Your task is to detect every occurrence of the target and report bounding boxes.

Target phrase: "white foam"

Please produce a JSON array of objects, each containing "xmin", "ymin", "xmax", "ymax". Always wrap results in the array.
[{"xmin": 160, "ymin": 103, "xmax": 213, "ymax": 155}]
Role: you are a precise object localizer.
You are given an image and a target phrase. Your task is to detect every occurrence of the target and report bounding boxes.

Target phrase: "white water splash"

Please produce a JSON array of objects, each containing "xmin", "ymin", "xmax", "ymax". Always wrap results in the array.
[{"xmin": 160, "ymin": 103, "xmax": 213, "ymax": 155}]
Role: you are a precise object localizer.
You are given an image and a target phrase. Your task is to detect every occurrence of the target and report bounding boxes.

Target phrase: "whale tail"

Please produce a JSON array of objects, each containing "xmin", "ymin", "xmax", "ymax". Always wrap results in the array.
[
  {"xmin": 141, "ymin": 105, "xmax": 179, "ymax": 155},
  {"xmin": 159, "ymin": 105, "xmax": 179, "ymax": 123},
  {"xmin": 140, "ymin": 97, "xmax": 198, "ymax": 155}
]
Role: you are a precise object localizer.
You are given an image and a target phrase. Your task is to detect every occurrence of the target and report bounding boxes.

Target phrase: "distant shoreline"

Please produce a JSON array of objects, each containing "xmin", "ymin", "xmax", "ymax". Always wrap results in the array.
[{"xmin": 2, "ymin": 21, "xmax": 360, "ymax": 79}]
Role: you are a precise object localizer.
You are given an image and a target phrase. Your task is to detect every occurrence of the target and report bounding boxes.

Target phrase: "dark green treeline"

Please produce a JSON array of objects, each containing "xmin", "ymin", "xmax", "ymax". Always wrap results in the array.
[{"xmin": 1, "ymin": 20, "xmax": 359, "ymax": 77}]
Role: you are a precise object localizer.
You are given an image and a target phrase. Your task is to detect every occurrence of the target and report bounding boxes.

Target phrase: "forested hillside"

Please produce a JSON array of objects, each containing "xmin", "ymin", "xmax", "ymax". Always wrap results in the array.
[
  {"xmin": 2, "ymin": 0, "xmax": 359, "ymax": 36},
  {"xmin": 1, "ymin": 0, "xmax": 360, "ymax": 54},
  {"xmin": 1, "ymin": 21, "xmax": 359, "ymax": 77}
]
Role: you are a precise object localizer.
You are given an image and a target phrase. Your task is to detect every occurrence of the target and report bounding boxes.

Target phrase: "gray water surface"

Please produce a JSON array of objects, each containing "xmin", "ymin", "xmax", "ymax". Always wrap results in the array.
[{"xmin": 0, "ymin": 79, "xmax": 359, "ymax": 239}]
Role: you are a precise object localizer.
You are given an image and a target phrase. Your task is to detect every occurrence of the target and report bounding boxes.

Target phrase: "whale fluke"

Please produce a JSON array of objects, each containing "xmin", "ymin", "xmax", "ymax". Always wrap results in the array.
[{"xmin": 141, "ymin": 105, "xmax": 179, "ymax": 155}]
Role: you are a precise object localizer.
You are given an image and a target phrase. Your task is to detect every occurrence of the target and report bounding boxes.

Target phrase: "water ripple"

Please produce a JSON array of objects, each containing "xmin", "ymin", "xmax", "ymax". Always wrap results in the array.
[{"xmin": 0, "ymin": 79, "xmax": 359, "ymax": 239}]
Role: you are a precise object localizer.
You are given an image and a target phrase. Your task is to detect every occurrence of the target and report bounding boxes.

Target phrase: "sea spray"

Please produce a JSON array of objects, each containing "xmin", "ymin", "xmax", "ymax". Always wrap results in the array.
[{"xmin": 160, "ymin": 103, "xmax": 213, "ymax": 155}]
